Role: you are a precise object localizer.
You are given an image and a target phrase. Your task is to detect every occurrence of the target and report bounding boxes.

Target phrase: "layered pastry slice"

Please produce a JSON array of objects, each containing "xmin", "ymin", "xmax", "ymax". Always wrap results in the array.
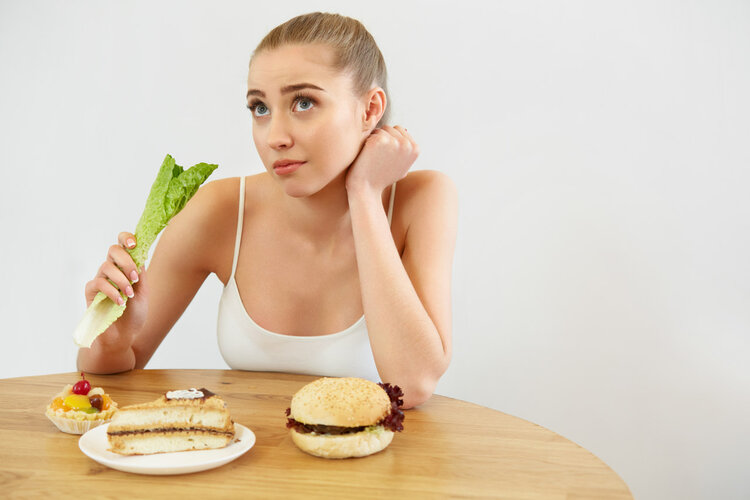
[{"xmin": 107, "ymin": 388, "xmax": 235, "ymax": 455}]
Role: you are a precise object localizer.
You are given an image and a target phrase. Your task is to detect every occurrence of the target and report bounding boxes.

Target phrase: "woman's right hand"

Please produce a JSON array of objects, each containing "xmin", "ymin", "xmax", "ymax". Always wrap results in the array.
[{"xmin": 84, "ymin": 232, "xmax": 149, "ymax": 344}]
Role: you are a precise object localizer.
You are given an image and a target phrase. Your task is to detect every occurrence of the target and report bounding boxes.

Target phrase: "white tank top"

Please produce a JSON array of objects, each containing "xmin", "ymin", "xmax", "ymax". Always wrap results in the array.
[{"xmin": 216, "ymin": 176, "xmax": 396, "ymax": 382}]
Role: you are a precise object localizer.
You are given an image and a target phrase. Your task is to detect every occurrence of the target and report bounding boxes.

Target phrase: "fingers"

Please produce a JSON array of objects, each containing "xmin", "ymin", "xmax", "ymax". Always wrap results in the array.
[
  {"xmin": 118, "ymin": 232, "xmax": 137, "ymax": 250},
  {"xmin": 86, "ymin": 274, "xmax": 126, "ymax": 306},
  {"xmin": 392, "ymin": 126, "xmax": 418, "ymax": 150},
  {"xmin": 378, "ymin": 126, "xmax": 418, "ymax": 149},
  {"xmin": 85, "ymin": 234, "xmax": 141, "ymax": 306},
  {"xmin": 103, "ymin": 259, "xmax": 135, "ymax": 296},
  {"xmin": 106, "ymin": 244, "xmax": 140, "ymax": 284},
  {"xmin": 378, "ymin": 125, "xmax": 420, "ymax": 159},
  {"xmin": 89, "ymin": 260, "xmax": 133, "ymax": 305},
  {"xmin": 378, "ymin": 125, "xmax": 410, "ymax": 138},
  {"xmin": 348, "ymin": 124, "xmax": 420, "ymax": 190}
]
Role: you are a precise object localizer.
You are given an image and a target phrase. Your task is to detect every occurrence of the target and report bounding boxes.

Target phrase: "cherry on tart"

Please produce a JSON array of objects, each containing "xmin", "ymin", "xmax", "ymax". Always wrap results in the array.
[
  {"xmin": 45, "ymin": 373, "xmax": 118, "ymax": 434},
  {"xmin": 72, "ymin": 373, "xmax": 92, "ymax": 395}
]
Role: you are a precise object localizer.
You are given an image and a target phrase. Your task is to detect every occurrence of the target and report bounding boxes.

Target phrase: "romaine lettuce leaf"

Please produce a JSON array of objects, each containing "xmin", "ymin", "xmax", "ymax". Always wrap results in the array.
[{"xmin": 73, "ymin": 154, "xmax": 218, "ymax": 348}]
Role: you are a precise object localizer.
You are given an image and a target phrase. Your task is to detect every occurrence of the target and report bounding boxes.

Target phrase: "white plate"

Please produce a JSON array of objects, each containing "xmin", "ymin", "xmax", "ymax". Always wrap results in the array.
[{"xmin": 79, "ymin": 423, "xmax": 255, "ymax": 475}]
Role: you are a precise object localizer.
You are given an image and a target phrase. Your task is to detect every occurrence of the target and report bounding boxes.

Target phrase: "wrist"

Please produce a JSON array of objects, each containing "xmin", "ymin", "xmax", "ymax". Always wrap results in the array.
[
  {"xmin": 347, "ymin": 187, "xmax": 382, "ymax": 213},
  {"xmin": 346, "ymin": 177, "xmax": 381, "ymax": 202}
]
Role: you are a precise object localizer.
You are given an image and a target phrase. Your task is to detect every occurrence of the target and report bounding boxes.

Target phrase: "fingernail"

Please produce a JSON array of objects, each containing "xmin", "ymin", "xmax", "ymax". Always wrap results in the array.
[
  {"xmin": 126, "ymin": 238, "xmax": 136, "ymax": 248},
  {"xmin": 130, "ymin": 271, "xmax": 139, "ymax": 283},
  {"xmin": 125, "ymin": 286, "xmax": 134, "ymax": 298},
  {"xmin": 117, "ymin": 296, "xmax": 125, "ymax": 306}
]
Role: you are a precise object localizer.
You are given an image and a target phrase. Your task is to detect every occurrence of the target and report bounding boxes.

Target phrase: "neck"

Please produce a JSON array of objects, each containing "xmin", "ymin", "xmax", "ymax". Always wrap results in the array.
[{"xmin": 280, "ymin": 171, "xmax": 353, "ymax": 242}]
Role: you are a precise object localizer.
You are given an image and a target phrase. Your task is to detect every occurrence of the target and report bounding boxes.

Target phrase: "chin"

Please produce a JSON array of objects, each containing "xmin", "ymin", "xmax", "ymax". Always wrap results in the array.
[
  {"xmin": 274, "ymin": 171, "xmax": 346, "ymax": 199},
  {"xmin": 277, "ymin": 179, "xmax": 319, "ymax": 199}
]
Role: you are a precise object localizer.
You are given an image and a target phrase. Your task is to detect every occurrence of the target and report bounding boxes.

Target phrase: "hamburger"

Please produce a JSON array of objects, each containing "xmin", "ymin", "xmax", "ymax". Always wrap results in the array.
[{"xmin": 285, "ymin": 377, "xmax": 405, "ymax": 459}]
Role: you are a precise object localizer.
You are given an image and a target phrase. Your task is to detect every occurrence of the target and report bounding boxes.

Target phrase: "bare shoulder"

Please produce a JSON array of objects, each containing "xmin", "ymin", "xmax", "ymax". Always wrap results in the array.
[
  {"xmin": 166, "ymin": 177, "xmax": 235, "ymax": 236},
  {"xmin": 178, "ymin": 172, "xmax": 271, "ymax": 228},
  {"xmin": 185, "ymin": 176, "xmax": 241, "ymax": 214},
  {"xmin": 395, "ymin": 170, "xmax": 457, "ymax": 220},
  {"xmin": 156, "ymin": 176, "xmax": 248, "ymax": 280}
]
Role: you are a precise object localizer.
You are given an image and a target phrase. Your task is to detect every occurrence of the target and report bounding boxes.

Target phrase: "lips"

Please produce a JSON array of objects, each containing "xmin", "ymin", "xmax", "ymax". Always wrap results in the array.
[{"xmin": 273, "ymin": 159, "xmax": 305, "ymax": 175}]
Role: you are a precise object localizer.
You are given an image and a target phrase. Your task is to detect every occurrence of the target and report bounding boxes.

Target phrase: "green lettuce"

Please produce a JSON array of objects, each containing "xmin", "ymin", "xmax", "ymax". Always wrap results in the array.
[{"xmin": 73, "ymin": 154, "xmax": 218, "ymax": 348}]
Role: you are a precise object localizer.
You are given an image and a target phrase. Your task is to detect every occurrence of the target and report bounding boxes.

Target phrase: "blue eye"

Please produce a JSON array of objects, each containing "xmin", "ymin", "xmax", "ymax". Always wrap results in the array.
[
  {"xmin": 249, "ymin": 94, "xmax": 315, "ymax": 118},
  {"xmin": 294, "ymin": 97, "xmax": 314, "ymax": 112},
  {"xmin": 252, "ymin": 103, "xmax": 269, "ymax": 117}
]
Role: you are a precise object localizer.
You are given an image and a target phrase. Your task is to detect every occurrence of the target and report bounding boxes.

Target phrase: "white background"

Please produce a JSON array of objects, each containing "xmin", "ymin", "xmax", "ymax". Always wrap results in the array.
[{"xmin": 1, "ymin": 1, "xmax": 748, "ymax": 498}]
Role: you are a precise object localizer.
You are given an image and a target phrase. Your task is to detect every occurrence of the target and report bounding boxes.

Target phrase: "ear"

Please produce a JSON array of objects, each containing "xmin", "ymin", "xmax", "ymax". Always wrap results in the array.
[{"xmin": 361, "ymin": 87, "xmax": 387, "ymax": 133}]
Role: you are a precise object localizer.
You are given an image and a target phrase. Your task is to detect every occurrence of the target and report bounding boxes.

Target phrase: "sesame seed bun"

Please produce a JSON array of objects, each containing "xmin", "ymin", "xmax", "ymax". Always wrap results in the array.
[{"xmin": 290, "ymin": 377, "xmax": 391, "ymax": 427}]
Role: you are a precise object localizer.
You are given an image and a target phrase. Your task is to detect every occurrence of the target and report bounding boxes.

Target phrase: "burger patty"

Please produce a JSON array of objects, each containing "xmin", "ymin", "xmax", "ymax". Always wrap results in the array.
[{"xmin": 286, "ymin": 418, "xmax": 369, "ymax": 435}]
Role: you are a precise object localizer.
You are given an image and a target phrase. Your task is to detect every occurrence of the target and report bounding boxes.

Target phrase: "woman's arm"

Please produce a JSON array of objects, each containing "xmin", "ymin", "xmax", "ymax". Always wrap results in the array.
[
  {"xmin": 77, "ymin": 179, "xmax": 235, "ymax": 373},
  {"xmin": 347, "ymin": 129, "xmax": 458, "ymax": 408}
]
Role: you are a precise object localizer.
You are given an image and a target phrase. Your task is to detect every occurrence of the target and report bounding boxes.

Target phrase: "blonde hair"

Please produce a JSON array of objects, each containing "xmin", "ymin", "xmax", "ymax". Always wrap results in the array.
[{"xmin": 251, "ymin": 12, "xmax": 390, "ymax": 127}]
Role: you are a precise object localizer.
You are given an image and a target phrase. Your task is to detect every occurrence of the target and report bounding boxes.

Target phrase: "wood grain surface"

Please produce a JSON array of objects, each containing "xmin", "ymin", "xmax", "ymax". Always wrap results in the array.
[{"xmin": 0, "ymin": 370, "xmax": 632, "ymax": 498}]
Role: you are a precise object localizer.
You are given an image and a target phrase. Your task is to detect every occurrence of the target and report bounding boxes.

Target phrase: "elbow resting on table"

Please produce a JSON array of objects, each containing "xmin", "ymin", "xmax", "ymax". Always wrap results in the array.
[
  {"xmin": 396, "ymin": 354, "xmax": 451, "ymax": 409},
  {"xmin": 76, "ymin": 349, "xmax": 136, "ymax": 375},
  {"xmin": 400, "ymin": 376, "xmax": 441, "ymax": 409}
]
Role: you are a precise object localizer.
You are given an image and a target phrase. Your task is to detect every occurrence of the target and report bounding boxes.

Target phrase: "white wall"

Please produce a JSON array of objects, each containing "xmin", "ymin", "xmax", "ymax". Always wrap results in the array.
[{"xmin": 1, "ymin": 1, "xmax": 748, "ymax": 498}]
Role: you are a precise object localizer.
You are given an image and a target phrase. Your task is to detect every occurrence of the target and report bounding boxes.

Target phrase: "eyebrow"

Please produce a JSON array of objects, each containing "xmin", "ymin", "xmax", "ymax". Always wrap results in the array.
[{"xmin": 246, "ymin": 83, "xmax": 326, "ymax": 99}]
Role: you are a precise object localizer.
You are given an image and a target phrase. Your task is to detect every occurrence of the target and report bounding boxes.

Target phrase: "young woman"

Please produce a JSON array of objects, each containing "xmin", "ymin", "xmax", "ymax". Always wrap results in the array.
[{"xmin": 77, "ymin": 12, "xmax": 457, "ymax": 408}]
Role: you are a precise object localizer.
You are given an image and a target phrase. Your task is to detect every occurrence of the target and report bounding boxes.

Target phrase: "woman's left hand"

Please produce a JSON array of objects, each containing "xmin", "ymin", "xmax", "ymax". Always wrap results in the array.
[{"xmin": 346, "ymin": 125, "xmax": 419, "ymax": 195}]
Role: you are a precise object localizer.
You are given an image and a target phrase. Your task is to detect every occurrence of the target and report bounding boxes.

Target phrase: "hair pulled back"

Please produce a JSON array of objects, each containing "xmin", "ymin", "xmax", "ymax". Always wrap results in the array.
[{"xmin": 252, "ymin": 12, "xmax": 390, "ymax": 127}]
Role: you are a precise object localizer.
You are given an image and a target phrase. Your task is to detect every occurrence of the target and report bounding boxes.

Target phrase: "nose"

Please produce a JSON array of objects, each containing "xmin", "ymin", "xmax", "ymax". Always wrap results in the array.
[{"xmin": 266, "ymin": 115, "xmax": 293, "ymax": 150}]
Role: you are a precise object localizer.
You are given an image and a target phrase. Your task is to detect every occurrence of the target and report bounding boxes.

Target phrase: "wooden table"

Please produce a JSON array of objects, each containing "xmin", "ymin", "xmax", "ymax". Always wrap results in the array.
[{"xmin": 0, "ymin": 370, "xmax": 631, "ymax": 498}]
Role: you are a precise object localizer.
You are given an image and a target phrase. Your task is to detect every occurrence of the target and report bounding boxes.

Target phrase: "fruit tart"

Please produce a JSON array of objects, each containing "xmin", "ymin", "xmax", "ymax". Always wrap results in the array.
[{"xmin": 45, "ymin": 373, "xmax": 118, "ymax": 434}]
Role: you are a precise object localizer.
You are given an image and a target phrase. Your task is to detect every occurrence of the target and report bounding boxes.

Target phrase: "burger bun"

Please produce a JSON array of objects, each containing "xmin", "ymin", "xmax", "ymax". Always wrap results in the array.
[
  {"xmin": 290, "ymin": 377, "xmax": 391, "ymax": 427},
  {"xmin": 290, "ymin": 426, "xmax": 394, "ymax": 459}
]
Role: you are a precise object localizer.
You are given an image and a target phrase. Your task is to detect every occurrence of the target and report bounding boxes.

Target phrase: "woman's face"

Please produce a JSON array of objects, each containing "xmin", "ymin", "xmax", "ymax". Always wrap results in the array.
[{"xmin": 247, "ymin": 44, "xmax": 368, "ymax": 198}]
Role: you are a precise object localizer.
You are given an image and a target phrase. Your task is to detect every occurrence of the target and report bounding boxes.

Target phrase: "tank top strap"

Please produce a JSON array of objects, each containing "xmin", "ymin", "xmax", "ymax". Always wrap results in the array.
[
  {"xmin": 230, "ymin": 176, "xmax": 246, "ymax": 279},
  {"xmin": 387, "ymin": 182, "xmax": 396, "ymax": 227},
  {"xmin": 230, "ymin": 177, "xmax": 390, "ymax": 279}
]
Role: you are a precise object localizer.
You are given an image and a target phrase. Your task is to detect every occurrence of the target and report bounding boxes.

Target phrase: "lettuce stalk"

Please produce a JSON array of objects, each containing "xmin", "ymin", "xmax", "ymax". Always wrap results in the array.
[{"xmin": 73, "ymin": 154, "xmax": 218, "ymax": 348}]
